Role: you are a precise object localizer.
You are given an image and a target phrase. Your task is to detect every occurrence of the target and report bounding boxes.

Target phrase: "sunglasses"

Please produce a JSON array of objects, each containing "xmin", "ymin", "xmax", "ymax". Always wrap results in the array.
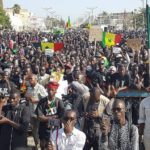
[
  {"xmin": 63, "ymin": 116, "xmax": 76, "ymax": 122},
  {"xmin": 112, "ymin": 107, "xmax": 124, "ymax": 112}
]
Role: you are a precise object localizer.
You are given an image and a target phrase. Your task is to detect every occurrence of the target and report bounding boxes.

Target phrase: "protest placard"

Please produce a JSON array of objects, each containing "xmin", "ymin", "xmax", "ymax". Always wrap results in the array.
[
  {"xmin": 89, "ymin": 27, "xmax": 103, "ymax": 42},
  {"xmin": 45, "ymin": 48, "xmax": 54, "ymax": 57},
  {"xmin": 126, "ymin": 38, "xmax": 142, "ymax": 51}
]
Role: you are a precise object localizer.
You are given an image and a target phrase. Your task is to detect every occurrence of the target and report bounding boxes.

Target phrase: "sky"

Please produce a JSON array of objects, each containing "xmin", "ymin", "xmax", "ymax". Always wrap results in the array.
[{"xmin": 4, "ymin": 0, "xmax": 146, "ymax": 22}]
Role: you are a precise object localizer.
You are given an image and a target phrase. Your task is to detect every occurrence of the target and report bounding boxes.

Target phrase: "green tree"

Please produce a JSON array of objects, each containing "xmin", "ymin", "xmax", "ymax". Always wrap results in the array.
[
  {"xmin": 133, "ymin": 8, "xmax": 146, "ymax": 29},
  {"xmin": 13, "ymin": 4, "xmax": 21, "ymax": 14},
  {"xmin": 0, "ymin": 7, "xmax": 11, "ymax": 28},
  {"xmin": 0, "ymin": 0, "xmax": 3, "ymax": 9}
]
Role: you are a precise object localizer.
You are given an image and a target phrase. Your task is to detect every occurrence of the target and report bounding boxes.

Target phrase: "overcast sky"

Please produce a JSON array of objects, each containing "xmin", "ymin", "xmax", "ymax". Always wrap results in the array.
[{"xmin": 4, "ymin": 0, "xmax": 147, "ymax": 21}]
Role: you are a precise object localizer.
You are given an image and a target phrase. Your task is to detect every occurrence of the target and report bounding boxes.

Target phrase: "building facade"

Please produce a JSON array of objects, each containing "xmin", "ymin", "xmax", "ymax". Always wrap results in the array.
[
  {"xmin": 5, "ymin": 7, "xmax": 46, "ymax": 31},
  {"xmin": 96, "ymin": 12, "xmax": 133, "ymax": 30}
]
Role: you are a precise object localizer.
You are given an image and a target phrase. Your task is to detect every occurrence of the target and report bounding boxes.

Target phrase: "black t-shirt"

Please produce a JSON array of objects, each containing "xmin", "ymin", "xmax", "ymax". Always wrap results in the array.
[
  {"xmin": 91, "ymin": 70, "xmax": 107, "ymax": 88},
  {"xmin": 110, "ymin": 73, "xmax": 130, "ymax": 88},
  {"xmin": 35, "ymin": 97, "xmax": 65, "ymax": 140},
  {"xmin": 106, "ymin": 73, "xmax": 114, "ymax": 85},
  {"xmin": 0, "ymin": 104, "xmax": 30, "ymax": 150},
  {"xmin": 83, "ymin": 100, "xmax": 101, "ymax": 137},
  {"xmin": 143, "ymin": 73, "xmax": 149, "ymax": 88},
  {"xmin": 10, "ymin": 75, "xmax": 21, "ymax": 89}
]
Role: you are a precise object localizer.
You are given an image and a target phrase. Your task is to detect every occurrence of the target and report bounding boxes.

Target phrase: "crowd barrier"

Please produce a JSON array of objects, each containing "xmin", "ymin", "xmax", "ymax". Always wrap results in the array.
[{"xmin": 117, "ymin": 89, "xmax": 150, "ymax": 98}]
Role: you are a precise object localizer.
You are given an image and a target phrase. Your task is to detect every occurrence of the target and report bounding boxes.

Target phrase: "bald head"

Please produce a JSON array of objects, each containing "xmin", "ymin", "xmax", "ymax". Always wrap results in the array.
[{"xmin": 29, "ymin": 74, "xmax": 38, "ymax": 87}]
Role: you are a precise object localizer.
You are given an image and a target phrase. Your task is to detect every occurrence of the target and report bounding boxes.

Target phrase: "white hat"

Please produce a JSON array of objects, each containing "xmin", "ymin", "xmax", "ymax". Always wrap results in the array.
[
  {"xmin": 116, "ymin": 54, "xmax": 122, "ymax": 58},
  {"xmin": 109, "ymin": 66, "xmax": 117, "ymax": 72}
]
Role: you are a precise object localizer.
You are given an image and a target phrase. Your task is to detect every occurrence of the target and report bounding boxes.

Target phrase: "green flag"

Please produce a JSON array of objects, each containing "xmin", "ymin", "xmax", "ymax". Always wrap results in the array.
[
  {"xmin": 147, "ymin": 4, "xmax": 150, "ymax": 48},
  {"xmin": 66, "ymin": 16, "xmax": 71, "ymax": 28}
]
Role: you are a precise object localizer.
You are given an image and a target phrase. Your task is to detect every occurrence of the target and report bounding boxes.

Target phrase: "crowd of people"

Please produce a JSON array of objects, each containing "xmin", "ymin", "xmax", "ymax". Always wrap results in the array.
[{"xmin": 0, "ymin": 28, "xmax": 149, "ymax": 150}]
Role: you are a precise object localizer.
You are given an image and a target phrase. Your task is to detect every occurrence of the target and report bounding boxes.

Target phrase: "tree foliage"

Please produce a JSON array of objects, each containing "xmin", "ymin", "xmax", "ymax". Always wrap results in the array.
[
  {"xmin": 45, "ymin": 16, "xmax": 65, "ymax": 29},
  {"xmin": 0, "ymin": 7, "xmax": 11, "ymax": 28},
  {"xmin": 13, "ymin": 4, "xmax": 21, "ymax": 14},
  {"xmin": 132, "ymin": 8, "xmax": 146, "ymax": 29}
]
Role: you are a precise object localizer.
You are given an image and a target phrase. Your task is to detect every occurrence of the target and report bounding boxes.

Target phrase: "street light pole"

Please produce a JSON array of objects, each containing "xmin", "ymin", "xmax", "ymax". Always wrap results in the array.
[
  {"xmin": 141, "ymin": 0, "xmax": 145, "ymax": 27},
  {"xmin": 43, "ymin": 7, "xmax": 56, "ymax": 30},
  {"xmin": 86, "ymin": 11, "xmax": 91, "ymax": 24},
  {"xmin": 87, "ymin": 7, "xmax": 97, "ymax": 24}
]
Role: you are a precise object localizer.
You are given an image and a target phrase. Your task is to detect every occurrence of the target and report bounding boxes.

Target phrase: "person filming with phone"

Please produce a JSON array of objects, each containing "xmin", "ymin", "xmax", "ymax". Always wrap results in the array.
[{"xmin": 100, "ymin": 99, "xmax": 139, "ymax": 150}]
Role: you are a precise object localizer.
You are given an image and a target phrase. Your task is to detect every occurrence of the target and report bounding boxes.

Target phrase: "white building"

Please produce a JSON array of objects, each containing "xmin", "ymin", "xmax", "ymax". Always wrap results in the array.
[{"xmin": 5, "ymin": 7, "xmax": 46, "ymax": 31}]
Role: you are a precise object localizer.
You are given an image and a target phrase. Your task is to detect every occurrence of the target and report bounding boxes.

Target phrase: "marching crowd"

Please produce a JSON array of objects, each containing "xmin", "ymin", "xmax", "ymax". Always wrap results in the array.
[{"xmin": 0, "ymin": 29, "xmax": 149, "ymax": 150}]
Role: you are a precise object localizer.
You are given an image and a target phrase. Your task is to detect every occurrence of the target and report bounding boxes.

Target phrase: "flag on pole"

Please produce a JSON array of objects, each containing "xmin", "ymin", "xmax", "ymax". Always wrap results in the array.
[
  {"xmin": 102, "ymin": 32, "xmax": 122, "ymax": 47},
  {"xmin": 54, "ymin": 43, "xmax": 64, "ymax": 51},
  {"xmin": 66, "ymin": 16, "xmax": 71, "ymax": 28},
  {"xmin": 41, "ymin": 42, "xmax": 54, "ymax": 51},
  {"xmin": 102, "ymin": 32, "xmax": 116, "ymax": 47},
  {"xmin": 115, "ymin": 34, "xmax": 122, "ymax": 44},
  {"xmin": 41, "ymin": 42, "xmax": 64, "ymax": 52}
]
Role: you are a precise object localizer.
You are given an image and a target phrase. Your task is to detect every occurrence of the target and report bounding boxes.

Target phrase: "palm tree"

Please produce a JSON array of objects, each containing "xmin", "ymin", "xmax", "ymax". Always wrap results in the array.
[{"xmin": 13, "ymin": 4, "xmax": 21, "ymax": 14}]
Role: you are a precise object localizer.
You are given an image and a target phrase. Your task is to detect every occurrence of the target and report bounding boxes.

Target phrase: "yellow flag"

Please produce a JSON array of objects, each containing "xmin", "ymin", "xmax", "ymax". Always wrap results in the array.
[
  {"xmin": 105, "ymin": 32, "xmax": 116, "ymax": 47},
  {"xmin": 41, "ymin": 42, "xmax": 54, "ymax": 51}
]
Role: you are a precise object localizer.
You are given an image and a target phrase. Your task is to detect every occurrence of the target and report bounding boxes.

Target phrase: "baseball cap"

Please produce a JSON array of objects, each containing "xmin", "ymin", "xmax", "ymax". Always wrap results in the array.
[{"xmin": 47, "ymin": 82, "xmax": 59, "ymax": 90}]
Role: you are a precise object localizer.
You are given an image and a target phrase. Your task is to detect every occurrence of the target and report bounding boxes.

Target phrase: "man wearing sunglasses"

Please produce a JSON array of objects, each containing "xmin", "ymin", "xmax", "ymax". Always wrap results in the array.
[
  {"xmin": 48, "ymin": 110, "xmax": 86, "ymax": 150},
  {"xmin": 100, "ymin": 99, "xmax": 139, "ymax": 150}
]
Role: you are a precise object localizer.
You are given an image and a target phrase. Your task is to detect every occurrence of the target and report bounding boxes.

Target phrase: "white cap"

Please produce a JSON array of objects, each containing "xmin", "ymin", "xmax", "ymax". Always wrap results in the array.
[
  {"xmin": 116, "ymin": 54, "xmax": 122, "ymax": 58},
  {"xmin": 109, "ymin": 66, "xmax": 117, "ymax": 72}
]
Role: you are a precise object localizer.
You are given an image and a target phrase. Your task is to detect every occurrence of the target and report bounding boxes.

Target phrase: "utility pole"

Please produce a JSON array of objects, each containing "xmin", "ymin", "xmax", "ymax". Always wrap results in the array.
[
  {"xmin": 86, "ymin": 11, "xmax": 91, "ymax": 24},
  {"xmin": 87, "ymin": 7, "xmax": 97, "ymax": 24},
  {"xmin": 43, "ymin": 7, "xmax": 56, "ymax": 30},
  {"xmin": 141, "ymin": 0, "xmax": 145, "ymax": 8},
  {"xmin": 141, "ymin": 0, "xmax": 145, "ymax": 27}
]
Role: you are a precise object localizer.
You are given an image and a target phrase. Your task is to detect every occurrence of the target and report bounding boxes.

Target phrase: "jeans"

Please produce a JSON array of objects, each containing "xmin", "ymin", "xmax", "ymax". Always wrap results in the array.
[
  {"xmin": 83, "ymin": 136, "xmax": 100, "ymax": 150},
  {"xmin": 30, "ymin": 117, "xmax": 39, "ymax": 146},
  {"xmin": 83, "ymin": 128, "xmax": 101, "ymax": 150}
]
